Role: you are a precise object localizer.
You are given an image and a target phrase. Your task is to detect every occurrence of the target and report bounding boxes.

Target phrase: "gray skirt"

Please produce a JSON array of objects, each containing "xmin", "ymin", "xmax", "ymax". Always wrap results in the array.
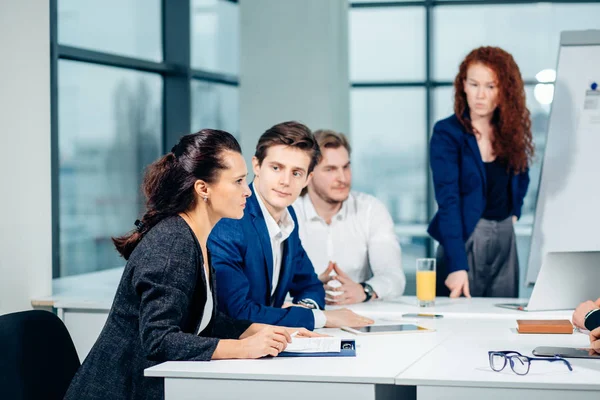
[{"xmin": 436, "ymin": 216, "xmax": 519, "ymax": 298}]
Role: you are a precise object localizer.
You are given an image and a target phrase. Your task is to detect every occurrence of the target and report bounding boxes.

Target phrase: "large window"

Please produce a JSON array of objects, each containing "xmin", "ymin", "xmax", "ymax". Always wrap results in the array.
[
  {"xmin": 432, "ymin": 3, "xmax": 600, "ymax": 81},
  {"xmin": 58, "ymin": 0, "xmax": 162, "ymax": 61},
  {"xmin": 191, "ymin": 81, "xmax": 239, "ymax": 137},
  {"xmin": 191, "ymin": 0, "xmax": 239, "ymax": 75},
  {"xmin": 52, "ymin": 0, "xmax": 239, "ymax": 277},
  {"xmin": 349, "ymin": 1, "xmax": 600, "ymax": 295},
  {"xmin": 58, "ymin": 62, "xmax": 162, "ymax": 276},
  {"xmin": 349, "ymin": 7, "xmax": 425, "ymax": 82},
  {"xmin": 351, "ymin": 88, "xmax": 427, "ymax": 224}
]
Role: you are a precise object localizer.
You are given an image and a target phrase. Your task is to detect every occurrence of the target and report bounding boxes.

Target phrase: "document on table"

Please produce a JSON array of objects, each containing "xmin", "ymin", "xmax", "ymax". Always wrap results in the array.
[{"xmin": 283, "ymin": 337, "xmax": 341, "ymax": 353}]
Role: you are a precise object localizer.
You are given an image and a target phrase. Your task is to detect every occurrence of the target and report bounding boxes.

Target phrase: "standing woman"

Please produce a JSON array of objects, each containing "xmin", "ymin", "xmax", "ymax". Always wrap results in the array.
[
  {"xmin": 428, "ymin": 47, "xmax": 533, "ymax": 299},
  {"xmin": 65, "ymin": 130, "xmax": 316, "ymax": 400}
]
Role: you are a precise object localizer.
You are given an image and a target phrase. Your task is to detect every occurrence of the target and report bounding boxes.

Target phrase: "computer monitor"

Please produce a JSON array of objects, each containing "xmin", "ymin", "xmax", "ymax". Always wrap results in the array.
[{"xmin": 497, "ymin": 251, "xmax": 600, "ymax": 311}]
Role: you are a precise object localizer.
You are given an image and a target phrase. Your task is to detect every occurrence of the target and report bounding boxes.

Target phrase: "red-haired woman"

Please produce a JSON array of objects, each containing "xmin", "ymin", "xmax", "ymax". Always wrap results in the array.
[{"xmin": 428, "ymin": 47, "xmax": 534, "ymax": 299}]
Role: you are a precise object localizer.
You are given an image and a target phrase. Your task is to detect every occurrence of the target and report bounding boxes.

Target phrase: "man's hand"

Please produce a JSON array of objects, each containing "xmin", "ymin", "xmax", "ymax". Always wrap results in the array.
[
  {"xmin": 572, "ymin": 299, "xmax": 600, "ymax": 329},
  {"xmin": 445, "ymin": 270, "xmax": 471, "ymax": 298},
  {"xmin": 326, "ymin": 275, "xmax": 366, "ymax": 305},
  {"xmin": 590, "ymin": 326, "xmax": 600, "ymax": 354},
  {"xmin": 323, "ymin": 308, "xmax": 374, "ymax": 328},
  {"xmin": 325, "ymin": 263, "xmax": 378, "ymax": 305},
  {"xmin": 318, "ymin": 261, "xmax": 336, "ymax": 284}
]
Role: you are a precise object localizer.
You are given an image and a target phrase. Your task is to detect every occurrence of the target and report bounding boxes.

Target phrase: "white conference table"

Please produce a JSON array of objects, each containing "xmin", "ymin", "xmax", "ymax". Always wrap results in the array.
[
  {"xmin": 145, "ymin": 298, "xmax": 599, "ymax": 400},
  {"xmin": 146, "ymin": 327, "xmax": 442, "ymax": 400},
  {"xmin": 397, "ymin": 318, "xmax": 600, "ymax": 400},
  {"xmin": 338, "ymin": 296, "xmax": 573, "ymax": 320}
]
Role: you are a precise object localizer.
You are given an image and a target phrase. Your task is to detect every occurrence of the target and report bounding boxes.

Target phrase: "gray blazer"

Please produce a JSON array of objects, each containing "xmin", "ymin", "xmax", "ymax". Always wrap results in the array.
[{"xmin": 64, "ymin": 216, "xmax": 252, "ymax": 400}]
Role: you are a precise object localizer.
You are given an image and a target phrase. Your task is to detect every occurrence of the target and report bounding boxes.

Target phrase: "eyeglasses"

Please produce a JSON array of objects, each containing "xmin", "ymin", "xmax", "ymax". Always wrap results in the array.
[{"xmin": 488, "ymin": 351, "xmax": 573, "ymax": 376}]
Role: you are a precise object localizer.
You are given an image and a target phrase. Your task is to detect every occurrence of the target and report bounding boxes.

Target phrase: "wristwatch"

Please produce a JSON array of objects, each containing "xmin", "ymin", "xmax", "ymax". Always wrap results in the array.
[
  {"xmin": 584, "ymin": 308, "xmax": 600, "ymax": 331},
  {"xmin": 298, "ymin": 299, "xmax": 318, "ymax": 309},
  {"xmin": 360, "ymin": 282, "xmax": 374, "ymax": 302}
]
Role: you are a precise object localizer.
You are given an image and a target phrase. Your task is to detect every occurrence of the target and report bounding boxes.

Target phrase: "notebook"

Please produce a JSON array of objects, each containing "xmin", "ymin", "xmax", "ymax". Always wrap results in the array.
[
  {"xmin": 516, "ymin": 319, "xmax": 573, "ymax": 334},
  {"xmin": 278, "ymin": 337, "xmax": 356, "ymax": 357}
]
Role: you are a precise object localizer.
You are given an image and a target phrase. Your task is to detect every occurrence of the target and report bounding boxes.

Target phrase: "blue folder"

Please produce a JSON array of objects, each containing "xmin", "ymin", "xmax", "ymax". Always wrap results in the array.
[{"xmin": 278, "ymin": 339, "xmax": 356, "ymax": 357}]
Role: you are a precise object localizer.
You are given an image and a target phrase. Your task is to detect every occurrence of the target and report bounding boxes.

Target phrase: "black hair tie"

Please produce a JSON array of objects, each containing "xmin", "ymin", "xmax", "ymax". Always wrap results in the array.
[{"xmin": 134, "ymin": 219, "xmax": 145, "ymax": 232}]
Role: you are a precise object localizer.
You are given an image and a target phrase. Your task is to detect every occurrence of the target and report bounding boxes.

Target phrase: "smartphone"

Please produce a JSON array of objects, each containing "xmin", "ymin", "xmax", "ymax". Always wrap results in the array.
[
  {"xmin": 532, "ymin": 346, "xmax": 600, "ymax": 359},
  {"xmin": 402, "ymin": 313, "xmax": 443, "ymax": 319}
]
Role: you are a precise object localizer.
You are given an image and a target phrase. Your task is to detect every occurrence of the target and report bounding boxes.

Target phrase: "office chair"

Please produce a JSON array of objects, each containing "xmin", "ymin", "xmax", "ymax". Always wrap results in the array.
[{"xmin": 0, "ymin": 310, "xmax": 81, "ymax": 400}]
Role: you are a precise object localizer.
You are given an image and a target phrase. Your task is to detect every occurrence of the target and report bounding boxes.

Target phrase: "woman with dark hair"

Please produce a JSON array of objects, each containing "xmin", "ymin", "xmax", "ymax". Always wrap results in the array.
[
  {"xmin": 65, "ymin": 129, "xmax": 318, "ymax": 400},
  {"xmin": 428, "ymin": 47, "xmax": 534, "ymax": 299}
]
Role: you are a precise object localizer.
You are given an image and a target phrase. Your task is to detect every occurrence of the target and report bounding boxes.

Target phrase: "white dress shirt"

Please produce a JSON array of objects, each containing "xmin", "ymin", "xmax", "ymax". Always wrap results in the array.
[
  {"xmin": 196, "ymin": 264, "xmax": 213, "ymax": 335},
  {"xmin": 293, "ymin": 191, "xmax": 406, "ymax": 299},
  {"xmin": 254, "ymin": 185, "xmax": 326, "ymax": 328}
]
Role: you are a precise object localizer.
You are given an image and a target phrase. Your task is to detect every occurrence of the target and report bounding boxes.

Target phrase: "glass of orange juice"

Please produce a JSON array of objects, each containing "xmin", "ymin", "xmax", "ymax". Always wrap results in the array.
[{"xmin": 416, "ymin": 258, "xmax": 436, "ymax": 307}]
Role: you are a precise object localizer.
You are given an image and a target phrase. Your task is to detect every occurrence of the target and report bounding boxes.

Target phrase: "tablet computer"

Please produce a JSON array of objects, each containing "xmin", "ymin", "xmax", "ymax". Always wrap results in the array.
[
  {"xmin": 533, "ymin": 346, "xmax": 600, "ymax": 359},
  {"xmin": 341, "ymin": 324, "xmax": 433, "ymax": 335}
]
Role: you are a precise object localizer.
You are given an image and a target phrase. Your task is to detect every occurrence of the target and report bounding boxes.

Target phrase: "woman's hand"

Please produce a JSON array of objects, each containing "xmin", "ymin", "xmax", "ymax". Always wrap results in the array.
[
  {"xmin": 445, "ymin": 270, "xmax": 471, "ymax": 298},
  {"xmin": 284, "ymin": 327, "xmax": 327, "ymax": 338},
  {"xmin": 239, "ymin": 323, "xmax": 267, "ymax": 339},
  {"xmin": 239, "ymin": 325, "xmax": 292, "ymax": 358}
]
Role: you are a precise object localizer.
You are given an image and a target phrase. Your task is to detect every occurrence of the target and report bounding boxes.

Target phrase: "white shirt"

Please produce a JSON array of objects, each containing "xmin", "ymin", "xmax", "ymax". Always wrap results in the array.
[
  {"xmin": 196, "ymin": 264, "xmax": 213, "ymax": 335},
  {"xmin": 293, "ymin": 191, "xmax": 406, "ymax": 299},
  {"xmin": 254, "ymin": 184, "xmax": 326, "ymax": 328}
]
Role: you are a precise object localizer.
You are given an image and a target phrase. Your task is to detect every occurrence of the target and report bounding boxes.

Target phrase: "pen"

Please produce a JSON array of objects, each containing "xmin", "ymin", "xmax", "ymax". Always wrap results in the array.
[{"xmin": 290, "ymin": 331, "xmax": 299, "ymax": 338}]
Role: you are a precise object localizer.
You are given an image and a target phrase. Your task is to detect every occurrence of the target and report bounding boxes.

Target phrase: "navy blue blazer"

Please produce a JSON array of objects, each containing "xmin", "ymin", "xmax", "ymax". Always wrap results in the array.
[
  {"xmin": 427, "ymin": 114, "xmax": 530, "ymax": 274},
  {"xmin": 208, "ymin": 185, "xmax": 325, "ymax": 330}
]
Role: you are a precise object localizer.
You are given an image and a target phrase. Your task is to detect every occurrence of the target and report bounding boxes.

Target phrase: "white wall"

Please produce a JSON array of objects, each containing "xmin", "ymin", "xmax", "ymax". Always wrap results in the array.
[
  {"xmin": 0, "ymin": 0, "xmax": 52, "ymax": 314},
  {"xmin": 239, "ymin": 0, "xmax": 350, "ymax": 165}
]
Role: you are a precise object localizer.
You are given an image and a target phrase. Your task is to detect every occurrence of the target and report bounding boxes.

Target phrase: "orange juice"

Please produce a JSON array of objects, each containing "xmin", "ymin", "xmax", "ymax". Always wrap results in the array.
[{"xmin": 416, "ymin": 270, "xmax": 436, "ymax": 303}]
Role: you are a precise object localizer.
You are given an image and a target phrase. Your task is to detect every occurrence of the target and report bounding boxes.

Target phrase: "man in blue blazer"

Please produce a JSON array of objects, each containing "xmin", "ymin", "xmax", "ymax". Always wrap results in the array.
[{"xmin": 209, "ymin": 121, "xmax": 373, "ymax": 330}]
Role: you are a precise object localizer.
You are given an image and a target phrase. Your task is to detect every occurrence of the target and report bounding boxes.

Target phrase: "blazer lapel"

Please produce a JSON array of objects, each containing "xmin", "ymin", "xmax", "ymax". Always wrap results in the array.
[
  {"xmin": 464, "ymin": 133, "xmax": 487, "ymax": 188},
  {"xmin": 247, "ymin": 186, "xmax": 274, "ymax": 299}
]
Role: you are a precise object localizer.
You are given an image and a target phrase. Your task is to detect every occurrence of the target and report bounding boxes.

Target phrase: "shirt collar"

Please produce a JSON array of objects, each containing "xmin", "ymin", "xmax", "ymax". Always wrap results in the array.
[
  {"xmin": 303, "ymin": 192, "xmax": 349, "ymax": 223},
  {"xmin": 252, "ymin": 183, "xmax": 295, "ymax": 241},
  {"xmin": 302, "ymin": 194, "xmax": 320, "ymax": 221},
  {"xmin": 337, "ymin": 199, "xmax": 349, "ymax": 221}
]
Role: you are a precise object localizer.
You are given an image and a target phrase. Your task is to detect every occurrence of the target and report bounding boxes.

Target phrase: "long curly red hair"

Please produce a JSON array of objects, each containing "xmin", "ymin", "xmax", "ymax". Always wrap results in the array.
[{"xmin": 454, "ymin": 46, "xmax": 534, "ymax": 173}]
